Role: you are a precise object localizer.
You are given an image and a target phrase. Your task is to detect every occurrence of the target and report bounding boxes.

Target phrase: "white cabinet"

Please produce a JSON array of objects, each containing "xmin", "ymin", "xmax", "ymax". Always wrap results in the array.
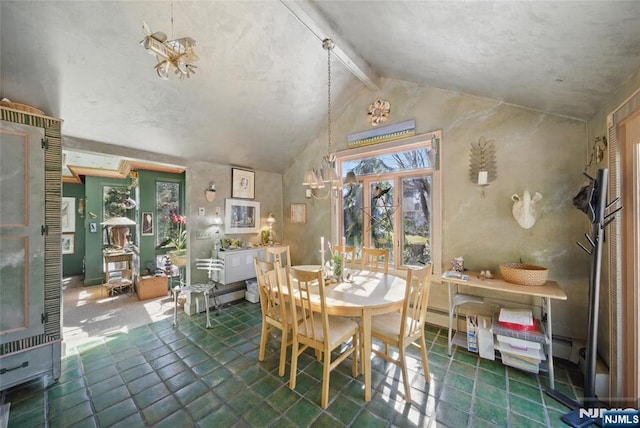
[
  {"xmin": 0, "ymin": 108, "xmax": 62, "ymax": 391},
  {"xmin": 214, "ymin": 248, "xmax": 262, "ymax": 285}
]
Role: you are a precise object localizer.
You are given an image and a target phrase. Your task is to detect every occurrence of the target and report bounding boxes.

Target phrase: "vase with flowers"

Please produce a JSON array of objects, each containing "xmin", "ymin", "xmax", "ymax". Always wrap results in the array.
[{"xmin": 163, "ymin": 212, "xmax": 187, "ymax": 266}]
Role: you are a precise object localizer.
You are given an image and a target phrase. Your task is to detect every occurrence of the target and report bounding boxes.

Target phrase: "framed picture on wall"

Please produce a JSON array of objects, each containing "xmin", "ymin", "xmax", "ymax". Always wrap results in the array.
[
  {"xmin": 290, "ymin": 203, "xmax": 306, "ymax": 224},
  {"xmin": 225, "ymin": 198, "xmax": 260, "ymax": 234},
  {"xmin": 231, "ymin": 168, "xmax": 255, "ymax": 199},
  {"xmin": 62, "ymin": 233, "xmax": 75, "ymax": 254},
  {"xmin": 61, "ymin": 197, "xmax": 75, "ymax": 232},
  {"xmin": 142, "ymin": 212, "xmax": 154, "ymax": 235}
]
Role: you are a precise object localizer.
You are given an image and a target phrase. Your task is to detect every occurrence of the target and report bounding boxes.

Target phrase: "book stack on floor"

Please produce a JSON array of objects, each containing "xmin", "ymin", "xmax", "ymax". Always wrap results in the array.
[{"xmin": 493, "ymin": 308, "xmax": 547, "ymax": 373}]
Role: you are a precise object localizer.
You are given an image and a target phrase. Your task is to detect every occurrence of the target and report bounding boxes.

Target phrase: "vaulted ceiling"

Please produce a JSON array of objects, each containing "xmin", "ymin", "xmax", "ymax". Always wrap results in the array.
[{"xmin": 2, "ymin": 1, "xmax": 639, "ymax": 175}]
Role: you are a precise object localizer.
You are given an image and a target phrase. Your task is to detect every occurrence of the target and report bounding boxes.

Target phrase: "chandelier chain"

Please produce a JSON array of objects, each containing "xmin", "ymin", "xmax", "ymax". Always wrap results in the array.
[
  {"xmin": 170, "ymin": 3, "xmax": 174, "ymax": 40},
  {"xmin": 322, "ymin": 39, "xmax": 334, "ymax": 153},
  {"xmin": 326, "ymin": 40, "xmax": 332, "ymax": 154}
]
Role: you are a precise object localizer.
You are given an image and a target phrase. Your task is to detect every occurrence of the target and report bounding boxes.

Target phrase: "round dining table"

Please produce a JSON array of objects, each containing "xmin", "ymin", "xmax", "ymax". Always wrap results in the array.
[{"xmin": 288, "ymin": 266, "xmax": 407, "ymax": 402}]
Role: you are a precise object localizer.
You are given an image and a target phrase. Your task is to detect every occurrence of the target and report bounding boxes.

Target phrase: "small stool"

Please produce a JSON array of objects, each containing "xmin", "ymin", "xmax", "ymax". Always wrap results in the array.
[{"xmin": 173, "ymin": 283, "xmax": 217, "ymax": 328}]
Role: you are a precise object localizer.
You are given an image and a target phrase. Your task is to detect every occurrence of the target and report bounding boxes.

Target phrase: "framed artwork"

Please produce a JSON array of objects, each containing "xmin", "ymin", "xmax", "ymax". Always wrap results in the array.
[
  {"xmin": 61, "ymin": 197, "xmax": 76, "ymax": 232},
  {"xmin": 290, "ymin": 203, "xmax": 306, "ymax": 224},
  {"xmin": 142, "ymin": 211, "xmax": 154, "ymax": 235},
  {"xmin": 231, "ymin": 168, "xmax": 255, "ymax": 199},
  {"xmin": 62, "ymin": 233, "xmax": 75, "ymax": 254},
  {"xmin": 225, "ymin": 198, "xmax": 260, "ymax": 234},
  {"xmin": 89, "ymin": 222, "xmax": 97, "ymax": 233}
]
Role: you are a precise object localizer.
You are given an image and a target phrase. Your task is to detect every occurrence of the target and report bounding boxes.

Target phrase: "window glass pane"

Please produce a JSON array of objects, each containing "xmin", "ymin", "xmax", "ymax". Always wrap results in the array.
[
  {"xmin": 342, "ymin": 183, "xmax": 363, "ymax": 250},
  {"xmin": 342, "ymin": 147, "xmax": 432, "ymax": 176},
  {"xmin": 401, "ymin": 176, "xmax": 432, "ymax": 266},
  {"xmin": 156, "ymin": 182, "xmax": 180, "ymax": 247},
  {"xmin": 103, "ymin": 186, "xmax": 129, "ymax": 219},
  {"xmin": 370, "ymin": 180, "xmax": 395, "ymax": 261}
]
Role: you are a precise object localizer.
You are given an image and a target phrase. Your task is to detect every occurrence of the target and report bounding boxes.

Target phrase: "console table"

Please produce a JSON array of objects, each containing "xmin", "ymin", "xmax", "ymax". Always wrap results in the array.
[{"xmin": 441, "ymin": 271, "xmax": 567, "ymax": 389}]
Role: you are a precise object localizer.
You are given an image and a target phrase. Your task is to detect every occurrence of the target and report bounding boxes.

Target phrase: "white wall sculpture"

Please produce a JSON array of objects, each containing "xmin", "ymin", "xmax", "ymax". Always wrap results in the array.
[{"xmin": 511, "ymin": 190, "xmax": 543, "ymax": 229}]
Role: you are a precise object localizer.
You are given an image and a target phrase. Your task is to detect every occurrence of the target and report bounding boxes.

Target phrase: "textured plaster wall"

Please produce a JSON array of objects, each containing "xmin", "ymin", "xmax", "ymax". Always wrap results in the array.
[
  {"xmin": 63, "ymin": 136, "xmax": 283, "ymax": 287},
  {"xmin": 585, "ymin": 67, "xmax": 640, "ymax": 367},
  {"xmin": 186, "ymin": 161, "xmax": 283, "ymax": 285},
  {"xmin": 283, "ymin": 78, "xmax": 590, "ymax": 340}
]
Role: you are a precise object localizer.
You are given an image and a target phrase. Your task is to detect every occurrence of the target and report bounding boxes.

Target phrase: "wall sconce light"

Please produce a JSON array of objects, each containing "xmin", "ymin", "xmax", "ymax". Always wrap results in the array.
[
  {"xmin": 266, "ymin": 213, "xmax": 276, "ymax": 246},
  {"xmin": 469, "ymin": 136, "xmax": 496, "ymax": 198},
  {"xmin": 212, "ymin": 206, "xmax": 223, "ymax": 250},
  {"xmin": 205, "ymin": 181, "xmax": 216, "ymax": 203}
]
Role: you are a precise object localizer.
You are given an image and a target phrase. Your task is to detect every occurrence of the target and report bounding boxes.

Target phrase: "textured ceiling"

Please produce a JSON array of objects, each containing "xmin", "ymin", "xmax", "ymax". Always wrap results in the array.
[{"xmin": 2, "ymin": 1, "xmax": 639, "ymax": 174}]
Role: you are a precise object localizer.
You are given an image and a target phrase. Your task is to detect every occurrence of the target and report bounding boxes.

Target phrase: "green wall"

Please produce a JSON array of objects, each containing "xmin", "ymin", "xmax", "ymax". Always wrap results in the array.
[
  {"xmin": 82, "ymin": 171, "xmax": 185, "ymax": 286},
  {"xmin": 83, "ymin": 176, "xmax": 134, "ymax": 285},
  {"xmin": 62, "ymin": 184, "xmax": 85, "ymax": 276},
  {"xmin": 137, "ymin": 170, "xmax": 185, "ymax": 276}
]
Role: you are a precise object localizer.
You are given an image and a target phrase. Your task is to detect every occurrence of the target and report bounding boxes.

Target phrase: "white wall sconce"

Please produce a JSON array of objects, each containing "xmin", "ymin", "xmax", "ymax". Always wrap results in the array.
[
  {"xmin": 204, "ymin": 181, "xmax": 216, "ymax": 203},
  {"xmin": 469, "ymin": 136, "xmax": 496, "ymax": 198},
  {"xmin": 212, "ymin": 206, "xmax": 223, "ymax": 250},
  {"xmin": 266, "ymin": 213, "xmax": 276, "ymax": 245}
]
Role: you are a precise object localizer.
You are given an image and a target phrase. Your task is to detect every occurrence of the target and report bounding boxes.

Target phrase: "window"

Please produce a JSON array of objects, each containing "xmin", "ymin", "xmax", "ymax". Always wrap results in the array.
[
  {"xmin": 336, "ymin": 132, "xmax": 441, "ymax": 271},
  {"xmin": 156, "ymin": 181, "xmax": 181, "ymax": 247}
]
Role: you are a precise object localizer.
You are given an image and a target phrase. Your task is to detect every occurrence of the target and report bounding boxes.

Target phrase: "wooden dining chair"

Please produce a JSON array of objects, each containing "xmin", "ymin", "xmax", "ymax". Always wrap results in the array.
[
  {"xmin": 265, "ymin": 245, "xmax": 291, "ymax": 267},
  {"xmin": 332, "ymin": 245, "xmax": 356, "ymax": 269},
  {"xmin": 285, "ymin": 266, "xmax": 359, "ymax": 409},
  {"xmin": 360, "ymin": 247, "xmax": 389, "ymax": 274},
  {"xmin": 254, "ymin": 256, "xmax": 293, "ymax": 377},
  {"xmin": 369, "ymin": 263, "xmax": 433, "ymax": 403}
]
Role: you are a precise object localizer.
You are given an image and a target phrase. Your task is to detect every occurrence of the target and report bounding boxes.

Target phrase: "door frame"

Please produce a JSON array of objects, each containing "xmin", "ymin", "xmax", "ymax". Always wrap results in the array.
[{"xmin": 607, "ymin": 90, "xmax": 640, "ymax": 406}]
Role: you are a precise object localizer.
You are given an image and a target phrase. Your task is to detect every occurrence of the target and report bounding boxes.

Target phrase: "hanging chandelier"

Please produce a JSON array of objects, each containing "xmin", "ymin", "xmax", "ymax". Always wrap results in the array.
[
  {"xmin": 302, "ymin": 39, "xmax": 345, "ymax": 200},
  {"xmin": 140, "ymin": 4, "xmax": 198, "ymax": 80}
]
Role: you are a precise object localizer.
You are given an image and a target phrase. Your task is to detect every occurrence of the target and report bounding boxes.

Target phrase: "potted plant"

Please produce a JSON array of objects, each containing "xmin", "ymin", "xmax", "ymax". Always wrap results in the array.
[{"xmin": 163, "ymin": 213, "xmax": 187, "ymax": 266}]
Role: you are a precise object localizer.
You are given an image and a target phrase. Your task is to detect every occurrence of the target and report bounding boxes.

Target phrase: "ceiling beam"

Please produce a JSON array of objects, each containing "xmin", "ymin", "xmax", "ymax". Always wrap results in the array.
[{"xmin": 280, "ymin": 0, "xmax": 381, "ymax": 91}]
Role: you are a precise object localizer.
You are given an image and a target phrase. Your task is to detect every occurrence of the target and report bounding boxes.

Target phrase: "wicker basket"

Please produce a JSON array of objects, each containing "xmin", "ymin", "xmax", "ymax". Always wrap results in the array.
[
  {"xmin": 169, "ymin": 250, "xmax": 187, "ymax": 267},
  {"xmin": 499, "ymin": 263, "xmax": 548, "ymax": 286},
  {"xmin": 0, "ymin": 98, "xmax": 44, "ymax": 115}
]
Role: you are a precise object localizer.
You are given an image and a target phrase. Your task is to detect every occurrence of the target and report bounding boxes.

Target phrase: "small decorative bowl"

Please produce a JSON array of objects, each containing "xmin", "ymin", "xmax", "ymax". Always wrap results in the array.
[{"xmin": 499, "ymin": 263, "xmax": 548, "ymax": 286}]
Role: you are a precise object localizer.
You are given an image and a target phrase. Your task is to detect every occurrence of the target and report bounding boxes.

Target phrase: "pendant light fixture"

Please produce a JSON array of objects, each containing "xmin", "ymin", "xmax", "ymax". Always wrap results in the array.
[{"xmin": 302, "ymin": 39, "xmax": 343, "ymax": 200}]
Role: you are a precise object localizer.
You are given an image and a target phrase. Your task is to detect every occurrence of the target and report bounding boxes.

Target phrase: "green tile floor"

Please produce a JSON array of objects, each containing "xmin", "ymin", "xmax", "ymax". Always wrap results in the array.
[{"xmin": 3, "ymin": 301, "xmax": 582, "ymax": 427}]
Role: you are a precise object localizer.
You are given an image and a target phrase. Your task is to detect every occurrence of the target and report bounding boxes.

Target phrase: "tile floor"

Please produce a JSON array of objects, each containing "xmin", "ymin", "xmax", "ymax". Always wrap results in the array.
[{"xmin": 3, "ymin": 301, "xmax": 582, "ymax": 427}]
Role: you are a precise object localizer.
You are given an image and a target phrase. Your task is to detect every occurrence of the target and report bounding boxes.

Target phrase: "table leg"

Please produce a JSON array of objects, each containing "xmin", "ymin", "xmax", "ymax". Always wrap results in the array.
[
  {"xmin": 545, "ymin": 297, "xmax": 556, "ymax": 390},
  {"xmin": 362, "ymin": 308, "xmax": 372, "ymax": 401}
]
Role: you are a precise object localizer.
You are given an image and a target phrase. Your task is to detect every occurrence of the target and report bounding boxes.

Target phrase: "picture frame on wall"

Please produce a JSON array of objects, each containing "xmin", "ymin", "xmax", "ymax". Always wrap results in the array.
[
  {"xmin": 142, "ymin": 212, "xmax": 154, "ymax": 235},
  {"xmin": 225, "ymin": 198, "xmax": 260, "ymax": 234},
  {"xmin": 61, "ymin": 197, "xmax": 76, "ymax": 232},
  {"xmin": 290, "ymin": 203, "xmax": 306, "ymax": 224},
  {"xmin": 62, "ymin": 233, "xmax": 75, "ymax": 254},
  {"xmin": 231, "ymin": 168, "xmax": 255, "ymax": 199}
]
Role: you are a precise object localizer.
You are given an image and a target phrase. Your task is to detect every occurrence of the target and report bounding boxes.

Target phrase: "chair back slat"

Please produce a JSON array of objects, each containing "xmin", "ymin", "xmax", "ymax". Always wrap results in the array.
[
  {"xmin": 332, "ymin": 245, "xmax": 356, "ymax": 269},
  {"xmin": 265, "ymin": 245, "xmax": 291, "ymax": 267},
  {"xmin": 286, "ymin": 266, "xmax": 325, "ymax": 345},
  {"xmin": 195, "ymin": 258, "xmax": 224, "ymax": 282},
  {"xmin": 360, "ymin": 247, "xmax": 389, "ymax": 274},
  {"xmin": 400, "ymin": 263, "xmax": 433, "ymax": 339},
  {"xmin": 254, "ymin": 257, "xmax": 287, "ymax": 322}
]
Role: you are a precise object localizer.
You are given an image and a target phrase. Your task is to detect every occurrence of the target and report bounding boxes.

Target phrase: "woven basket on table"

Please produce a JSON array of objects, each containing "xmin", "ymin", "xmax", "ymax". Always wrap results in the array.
[
  {"xmin": 0, "ymin": 99, "xmax": 45, "ymax": 115},
  {"xmin": 499, "ymin": 263, "xmax": 548, "ymax": 286}
]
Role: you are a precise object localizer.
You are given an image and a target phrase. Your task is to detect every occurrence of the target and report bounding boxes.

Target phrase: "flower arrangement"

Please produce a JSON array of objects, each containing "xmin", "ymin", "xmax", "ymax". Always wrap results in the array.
[{"xmin": 165, "ymin": 212, "xmax": 187, "ymax": 250}]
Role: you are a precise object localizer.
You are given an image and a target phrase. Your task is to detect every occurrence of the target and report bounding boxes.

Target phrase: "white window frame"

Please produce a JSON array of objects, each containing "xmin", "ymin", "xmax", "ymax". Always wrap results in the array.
[{"xmin": 334, "ymin": 131, "xmax": 442, "ymax": 277}]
